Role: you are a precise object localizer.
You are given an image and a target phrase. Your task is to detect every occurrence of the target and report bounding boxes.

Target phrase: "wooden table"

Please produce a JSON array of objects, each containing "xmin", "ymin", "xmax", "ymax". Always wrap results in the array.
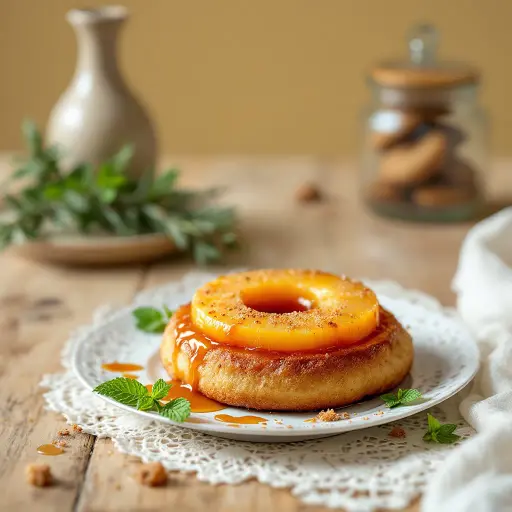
[{"xmin": 0, "ymin": 157, "xmax": 510, "ymax": 512}]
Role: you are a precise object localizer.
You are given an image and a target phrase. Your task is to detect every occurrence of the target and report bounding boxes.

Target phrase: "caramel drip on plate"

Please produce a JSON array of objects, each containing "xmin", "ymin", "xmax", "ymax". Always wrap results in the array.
[
  {"xmin": 101, "ymin": 362, "xmax": 144, "ymax": 373},
  {"xmin": 214, "ymin": 414, "xmax": 268, "ymax": 425},
  {"xmin": 122, "ymin": 373, "xmax": 139, "ymax": 379},
  {"xmin": 37, "ymin": 444, "xmax": 64, "ymax": 456},
  {"xmin": 146, "ymin": 381, "xmax": 225, "ymax": 413}
]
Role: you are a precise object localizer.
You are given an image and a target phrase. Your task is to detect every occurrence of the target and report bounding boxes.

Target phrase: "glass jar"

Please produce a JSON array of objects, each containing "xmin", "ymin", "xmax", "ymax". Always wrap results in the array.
[{"xmin": 361, "ymin": 24, "xmax": 488, "ymax": 222}]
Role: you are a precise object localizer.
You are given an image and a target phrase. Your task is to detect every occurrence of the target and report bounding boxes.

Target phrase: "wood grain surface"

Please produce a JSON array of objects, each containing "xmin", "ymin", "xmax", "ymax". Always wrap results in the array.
[{"xmin": 0, "ymin": 157, "xmax": 510, "ymax": 512}]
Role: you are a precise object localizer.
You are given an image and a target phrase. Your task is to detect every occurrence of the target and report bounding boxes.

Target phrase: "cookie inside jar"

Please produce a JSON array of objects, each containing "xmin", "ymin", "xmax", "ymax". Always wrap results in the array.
[{"xmin": 362, "ymin": 24, "xmax": 486, "ymax": 222}]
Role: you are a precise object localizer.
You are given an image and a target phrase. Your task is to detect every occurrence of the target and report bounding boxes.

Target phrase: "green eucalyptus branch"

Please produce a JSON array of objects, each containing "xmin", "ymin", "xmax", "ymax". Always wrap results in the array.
[{"xmin": 0, "ymin": 120, "xmax": 239, "ymax": 264}]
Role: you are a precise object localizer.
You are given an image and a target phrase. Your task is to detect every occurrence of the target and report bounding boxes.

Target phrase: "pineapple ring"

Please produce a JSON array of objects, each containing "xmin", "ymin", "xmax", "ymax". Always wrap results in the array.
[{"xmin": 190, "ymin": 269, "xmax": 380, "ymax": 352}]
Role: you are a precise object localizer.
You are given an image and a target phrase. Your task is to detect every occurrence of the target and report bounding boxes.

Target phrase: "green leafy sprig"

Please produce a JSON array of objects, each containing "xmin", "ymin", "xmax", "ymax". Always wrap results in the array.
[
  {"xmin": 133, "ymin": 306, "xmax": 174, "ymax": 333},
  {"xmin": 93, "ymin": 377, "xmax": 191, "ymax": 422},
  {"xmin": 0, "ymin": 120, "xmax": 238, "ymax": 264},
  {"xmin": 380, "ymin": 388, "xmax": 422, "ymax": 408},
  {"xmin": 423, "ymin": 413, "xmax": 460, "ymax": 444}
]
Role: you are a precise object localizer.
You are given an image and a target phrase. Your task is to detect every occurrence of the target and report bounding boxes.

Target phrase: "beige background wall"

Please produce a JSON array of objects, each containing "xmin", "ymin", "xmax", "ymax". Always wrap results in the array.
[{"xmin": 1, "ymin": 0, "xmax": 511, "ymax": 155}]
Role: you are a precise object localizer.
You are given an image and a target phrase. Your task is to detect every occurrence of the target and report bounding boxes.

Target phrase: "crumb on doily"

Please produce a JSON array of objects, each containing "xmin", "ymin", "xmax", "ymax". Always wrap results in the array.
[
  {"xmin": 26, "ymin": 464, "xmax": 52, "ymax": 487},
  {"xmin": 57, "ymin": 429, "xmax": 70, "ymax": 436},
  {"xmin": 295, "ymin": 183, "xmax": 323, "ymax": 203},
  {"xmin": 136, "ymin": 462, "xmax": 167, "ymax": 487},
  {"xmin": 72, "ymin": 424, "xmax": 82, "ymax": 433},
  {"xmin": 389, "ymin": 426, "xmax": 407, "ymax": 438},
  {"xmin": 315, "ymin": 409, "xmax": 341, "ymax": 422}
]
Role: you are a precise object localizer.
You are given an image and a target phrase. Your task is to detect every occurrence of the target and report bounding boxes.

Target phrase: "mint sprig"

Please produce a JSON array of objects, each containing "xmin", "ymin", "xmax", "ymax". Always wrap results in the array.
[
  {"xmin": 423, "ymin": 413, "xmax": 460, "ymax": 444},
  {"xmin": 93, "ymin": 377, "xmax": 191, "ymax": 423},
  {"xmin": 380, "ymin": 388, "xmax": 422, "ymax": 408},
  {"xmin": 133, "ymin": 306, "xmax": 174, "ymax": 333}
]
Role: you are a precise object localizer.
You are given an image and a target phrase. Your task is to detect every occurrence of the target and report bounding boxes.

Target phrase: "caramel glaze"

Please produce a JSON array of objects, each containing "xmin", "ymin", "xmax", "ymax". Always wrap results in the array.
[
  {"xmin": 171, "ymin": 305, "xmax": 220, "ymax": 389},
  {"xmin": 146, "ymin": 381, "xmax": 225, "ymax": 413},
  {"xmin": 214, "ymin": 414, "xmax": 267, "ymax": 425},
  {"xmin": 169, "ymin": 303, "xmax": 381, "ymax": 392},
  {"xmin": 122, "ymin": 373, "xmax": 139, "ymax": 379},
  {"xmin": 101, "ymin": 362, "xmax": 144, "ymax": 373},
  {"xmin": 37, "ymin": 444, "xmax": 64, "ymax": 456}
]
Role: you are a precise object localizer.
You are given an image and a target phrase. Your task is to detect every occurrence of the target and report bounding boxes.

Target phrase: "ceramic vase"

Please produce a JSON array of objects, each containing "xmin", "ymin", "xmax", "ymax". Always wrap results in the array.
[{"xmin": 46, "ymin": 6, "xmax": 157, "ymax": 179}]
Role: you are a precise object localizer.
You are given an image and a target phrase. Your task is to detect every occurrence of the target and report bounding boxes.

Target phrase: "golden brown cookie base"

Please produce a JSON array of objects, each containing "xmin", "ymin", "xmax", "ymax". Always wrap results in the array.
[{"xmin": 160, "ymin": 308, "xmax": 413, "ymax": 411}]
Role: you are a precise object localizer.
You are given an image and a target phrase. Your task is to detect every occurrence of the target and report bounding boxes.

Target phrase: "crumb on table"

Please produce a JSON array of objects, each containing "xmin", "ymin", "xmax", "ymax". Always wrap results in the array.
[
  {"xmin": 389, "ymin": 426, "xmax": 407, "ymax": 438},
  {"xmin": 295, "ymin": 183, "xmax": 323, "ymax": 203},
  {"xmin": 315, "ymin": 409, "xmax": 341, "ymax": 422},
  {"xmin": 25, "ymin": 464, "xmax": 53, "ymax": 487},
  {"xmin": 72, "ymin": 424, "xmax": 82, "ymax": 433},
  {"xmin": 57, "ymin": 429, "xmax": 70, "ymax": 436},
  {"xmin": 136, "ymin": 462, "xmax": 167, "ymax": 487}
]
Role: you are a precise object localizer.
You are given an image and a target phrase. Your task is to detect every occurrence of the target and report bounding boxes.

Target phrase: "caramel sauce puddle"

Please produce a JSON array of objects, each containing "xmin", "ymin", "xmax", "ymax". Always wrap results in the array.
[
  {"xmin": 37, "ymin": 444, "xmax": 64, "ymax": 456},
  {"xmin": 101, "ymin": 362, "xmax": 144, "ymax": 373},
  {"xmin": 214, "ymin": 414, "xmax": 267, "ymax": 425}
]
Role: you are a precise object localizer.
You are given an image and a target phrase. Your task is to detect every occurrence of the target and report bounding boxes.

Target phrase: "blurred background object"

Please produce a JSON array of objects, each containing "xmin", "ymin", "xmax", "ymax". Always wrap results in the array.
[
  {"xmin": 1, "ymin": 0, "xmax": 511, "ymax": 156},
  {"xmin": 362, "ymin": 24, "xmax": 487, "ymax": 222},
  {"xmin": 46, "ymin": 6, "xmax": 157, "ymax": 180}
]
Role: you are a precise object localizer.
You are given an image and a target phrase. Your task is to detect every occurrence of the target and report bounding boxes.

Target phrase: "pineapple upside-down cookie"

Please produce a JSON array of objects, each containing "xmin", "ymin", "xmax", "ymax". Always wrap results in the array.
[{"xmin": 160, "ymin": 269, "xmax": 413, "ymax": 411}]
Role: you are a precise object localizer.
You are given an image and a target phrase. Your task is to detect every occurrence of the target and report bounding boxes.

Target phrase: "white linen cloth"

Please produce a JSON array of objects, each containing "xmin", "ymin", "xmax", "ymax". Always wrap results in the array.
[{"xmin": 422, "ymin": 207, "xmax": 512, "ymax": 512}]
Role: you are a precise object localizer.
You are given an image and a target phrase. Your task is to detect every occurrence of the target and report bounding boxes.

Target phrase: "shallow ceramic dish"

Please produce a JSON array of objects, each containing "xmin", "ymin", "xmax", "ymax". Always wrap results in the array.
[{"xmin": 11, "ymin": 232, "xmax": 176, "ymax": 265}]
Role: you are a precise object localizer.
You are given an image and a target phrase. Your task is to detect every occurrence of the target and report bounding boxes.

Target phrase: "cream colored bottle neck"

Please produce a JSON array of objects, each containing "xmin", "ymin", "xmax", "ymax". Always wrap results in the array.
[{"xmin": 72, "ymin": 22, "xmax": 125, "ymax": 89}]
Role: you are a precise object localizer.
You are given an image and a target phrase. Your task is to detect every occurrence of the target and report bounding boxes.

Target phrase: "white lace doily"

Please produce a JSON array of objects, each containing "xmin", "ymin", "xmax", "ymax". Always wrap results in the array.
[{"xmin": 41, "ymin": 273, "xmax": 476, "ymax": 512}]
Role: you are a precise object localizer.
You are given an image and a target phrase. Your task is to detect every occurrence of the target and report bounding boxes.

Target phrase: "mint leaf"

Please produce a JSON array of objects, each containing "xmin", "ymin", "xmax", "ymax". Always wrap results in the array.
[
  {"xmin": 137, "ymin": 395, "xmax": 156, "ymax": 411},
  {"xmin": 400, "ymin": 389, "xmax": 422, "ymax": 404},
  {"xmin": 133, "ymin": 307, "xmax": 166, "ymax": 333},
  {"xmin": 94, "ymin": 377, "xmax": 148, "ymax": 407},
  {"xmin": 427, "ymin": 412, "xmax": 441, "ymax": 432},
  {"xmin": 94, "ymin": 377, "xmax": 191, "ymax": 422},
  {"xmin": 423, "ymin": 413, "xmax": 460, "ymax": 444},
  {"xmin": 435, "ymin": 432, "xmax": 460, "ymax": 444},
  {"xmin": 380, "ymin": 389, "xmax": 423, "ymax": 408},
  {"xmin": 438, "ymin": 423, "xmax": 457, "ymax": 435},
  {"xmin": 151, "ymin": 379, "xmax": 171, "ymax": 401},
  {"xmin": 133, "ymin": 306, "xmax": 174, "ymax": 333},
  {"xmin": 159, "ymin": 397, "xmax": 191, "ymax": 423},
  {"xmin": 380, "ymin": 393, "xmax": 400, "ymax": 408}
]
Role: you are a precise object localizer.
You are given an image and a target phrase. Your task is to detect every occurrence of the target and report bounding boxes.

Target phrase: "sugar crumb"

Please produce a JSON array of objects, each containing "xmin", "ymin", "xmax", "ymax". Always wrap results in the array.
[
  {"xmin": 57, "ymin": 429, "xmax": 70, "ymax": 436},
  {"xmin": 389, "ymin": 426, "xmax": 407, "ymax": 439},
  {"xmin": 72, "ymin": 424, "xmax": 82, "ymax": 433},
  {"xmin": 296, "ymin": 182, "xmax": 323, "ymax": 203},
  {"xmin": 136, "ymin": 462, "xmax": 167, "ymax": 487},
  {"xmin": 26, "ymin": 464, "xmax": 52, "ymax": 487},
  {"xmin": 315, "ymin": 409, "xmax": 341, "ymax": 422}
]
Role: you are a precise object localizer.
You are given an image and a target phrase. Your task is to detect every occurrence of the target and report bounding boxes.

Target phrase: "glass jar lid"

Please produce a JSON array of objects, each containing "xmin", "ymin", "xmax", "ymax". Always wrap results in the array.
[{"xmin": 371, "ymin": 24, "xmax": 479, "ymax": 89}]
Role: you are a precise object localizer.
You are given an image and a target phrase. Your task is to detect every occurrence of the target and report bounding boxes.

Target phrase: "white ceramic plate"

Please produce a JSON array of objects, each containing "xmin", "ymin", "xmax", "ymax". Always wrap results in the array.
[{"xmin": 72, "ymin": 277, "xmax": 479, "ymax": 442}]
